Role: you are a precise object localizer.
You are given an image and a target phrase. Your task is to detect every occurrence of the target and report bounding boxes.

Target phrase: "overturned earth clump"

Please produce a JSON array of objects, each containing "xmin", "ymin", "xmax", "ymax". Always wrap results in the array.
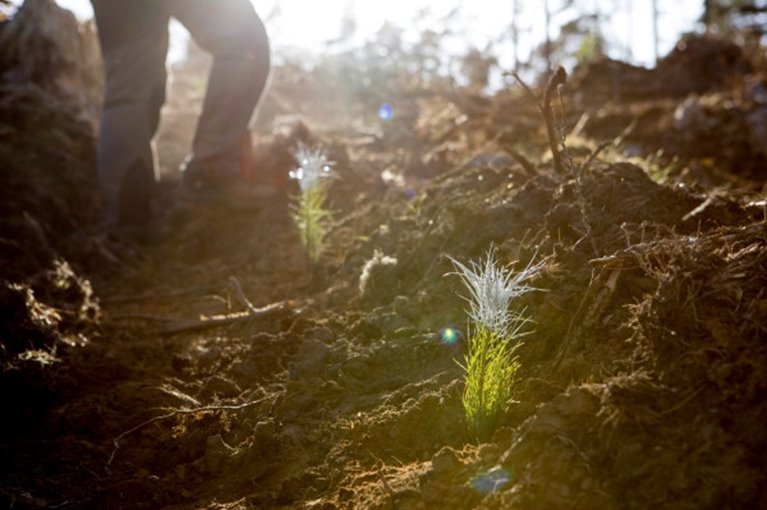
[
  {"xmin": 0, "ymin": 0, "xmax": 101, "ymax": 392},
  {"xmin": 569, "ymin": 35, "xmax": 767, "ymax": 183}
]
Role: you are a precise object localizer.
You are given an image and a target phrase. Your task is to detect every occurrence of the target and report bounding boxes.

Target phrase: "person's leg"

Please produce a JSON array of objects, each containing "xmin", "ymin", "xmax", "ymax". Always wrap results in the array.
[
  {"xmin": 90, "ymin": 0, "xmax": 169, "ymax": 227},
  {"xmin": 167, "ymin": 0, "xmax": 270, "ymax": 188}
]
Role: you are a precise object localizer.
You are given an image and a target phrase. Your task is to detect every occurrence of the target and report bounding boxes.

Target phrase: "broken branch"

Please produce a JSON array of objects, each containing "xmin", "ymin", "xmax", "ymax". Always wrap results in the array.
[
  {"xmin": 509, "ymin": 67, "xmax": 568, "ymax": 175},
  {"xmin": 543, "ymin": 67, "xmax": 568, "ymax": 175}
]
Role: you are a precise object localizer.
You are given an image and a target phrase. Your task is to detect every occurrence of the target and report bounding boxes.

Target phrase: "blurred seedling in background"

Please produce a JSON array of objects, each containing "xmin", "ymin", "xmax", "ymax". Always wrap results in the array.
[
  {"xmin": 448, "ymin": 248, "xmax": 543, "ymax": 441},
  {"xmin": 289, "ymin": 142, "xmax": 335, "ymax": 263}
]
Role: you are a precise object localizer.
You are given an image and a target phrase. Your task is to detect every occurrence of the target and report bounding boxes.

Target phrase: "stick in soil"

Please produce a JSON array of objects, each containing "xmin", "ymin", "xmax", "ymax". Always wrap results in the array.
[
  {"xmin": 156, "ymin": 281, "xmax": 344, "ymax": 334},
  {"xmin": 228, "ymin": 276, "xmax": 260, "ymax": 316},
  {"xmin": 109, "ymin": 303, "xmax": 291, "ymax": 334},
  {"xmin": 581, "ymin": 140, "xmax": 612, "ymax": 172},
  {"xmin": 580, "ymin": 119, "xmax": 638, "ymax": 173},
  {"xmin": 504, "ymin": 145, "xmax": 538, "ymax": 177},
  {"xmin": 159, "ymin": 299, "xmax": 292, "ymax": 334},
  {"xmin": 375, "ymin": 461, "xmax": 419, "ymax": 508},
  {"xmin": 509, "ymin": 66, "xmax": 568, "ymax": 175},
  {"xmin": 109, "ymin": 277, "xmax": 295, "ymax": 333},
  {"xmin": 377, "ymin": 463, "xmax": 397, "ymax": 510},
  {"xmin": 544, "ymin": 68, "xmax": 568, "ymax": 173}
]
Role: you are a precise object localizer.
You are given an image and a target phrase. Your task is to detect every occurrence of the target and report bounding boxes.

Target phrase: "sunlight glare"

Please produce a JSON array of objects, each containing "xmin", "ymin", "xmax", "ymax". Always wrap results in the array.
[{"xmin": 48, "ymin": 0, "xmax": 703, "ymax": 68}]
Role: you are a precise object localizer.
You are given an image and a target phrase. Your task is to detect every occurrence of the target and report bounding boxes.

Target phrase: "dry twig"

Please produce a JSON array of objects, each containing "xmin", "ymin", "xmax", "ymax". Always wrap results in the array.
[
  {"xmin": 228, "ymin": 276, "xmax": 260, "ymax": 316},
  {"xmin": 160, "ymin": 300, "xmax": 292, "ymax": 334},
  {"xmin": 505, "ymin": 146, "xmax": 538, "ymax": 176},
  {"xmin": 507, "ymin": 67, "xmax": 568, "ymax": 175}
]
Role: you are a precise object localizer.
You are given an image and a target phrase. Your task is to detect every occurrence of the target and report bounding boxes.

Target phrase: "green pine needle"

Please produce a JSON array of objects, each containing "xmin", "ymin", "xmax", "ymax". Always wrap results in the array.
[
  {"xmin": 290, "ymin": 182, "xmax": 332, "ymax": 262},
  {"xmin": 461, "ymin": 325, "xmax": 522, "ymax": 441}
]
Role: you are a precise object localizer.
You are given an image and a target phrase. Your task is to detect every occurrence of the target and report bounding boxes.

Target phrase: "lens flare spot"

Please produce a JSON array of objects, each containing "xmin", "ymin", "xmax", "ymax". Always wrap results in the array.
[
  {"xmin": 378, "ymin": 102, "xmax": 394, "ymax": 121},
  {"xmin": 289, "ymin": 168, "xmax": 304, "ymax": 181},
  {"xmin": 440, "ymin": 327, "xmax": 461, "ymax": 346},
  {"xmin": 470, "ymin": 466, "xmax": 512, "ymax": 494}
]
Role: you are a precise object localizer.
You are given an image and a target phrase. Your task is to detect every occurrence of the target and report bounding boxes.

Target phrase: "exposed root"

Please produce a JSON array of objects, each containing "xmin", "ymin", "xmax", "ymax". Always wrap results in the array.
[{"xmin": 108, "ymin": 397, "xmax": 271, "ymax": 465}]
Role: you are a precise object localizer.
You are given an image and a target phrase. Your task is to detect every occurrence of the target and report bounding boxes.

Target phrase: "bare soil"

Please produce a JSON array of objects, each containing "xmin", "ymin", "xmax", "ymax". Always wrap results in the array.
[{"xmin": 2, "ymin": 5, "xmax": 767, "ymax": 509}]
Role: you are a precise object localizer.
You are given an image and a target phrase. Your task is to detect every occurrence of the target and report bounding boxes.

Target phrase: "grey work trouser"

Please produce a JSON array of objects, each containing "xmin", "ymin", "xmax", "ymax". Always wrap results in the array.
[{"xmin": 91, "ymin": 0, "xmax": 270, "ymax": 227}]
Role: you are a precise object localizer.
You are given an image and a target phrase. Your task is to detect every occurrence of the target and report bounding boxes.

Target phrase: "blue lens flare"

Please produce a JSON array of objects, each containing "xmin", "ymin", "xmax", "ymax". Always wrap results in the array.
[
  {"xmin": 440, "ymin": 327, "xmax": 461, "ymax": 346},
  {"xmin": 470, "ymin": 466, "xmax": 512, "ymax": 494},
  {"xmin": 378, "ymin": 102, "xmax": 394, "ymax": 121}
]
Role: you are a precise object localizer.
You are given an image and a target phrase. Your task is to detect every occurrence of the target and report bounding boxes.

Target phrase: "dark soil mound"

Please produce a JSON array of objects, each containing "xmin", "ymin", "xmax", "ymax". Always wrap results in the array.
[
  {"xmin": 569, "ymin": 35, "xmax": 767, "ymax": 183},
  {"xmin": 0, "ymin": 0, "xmax": 100, "ymax": 392}
]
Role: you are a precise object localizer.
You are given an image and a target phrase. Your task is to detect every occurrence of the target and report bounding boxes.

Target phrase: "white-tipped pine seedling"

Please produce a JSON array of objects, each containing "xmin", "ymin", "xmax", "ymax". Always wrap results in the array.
[
  {"xmin": 289, "ymin": 142, "xmax": 335, "ymax": 262},
  {"xmin": 448, "ymin": 247, "xmax": 543, "ymax": 441}
]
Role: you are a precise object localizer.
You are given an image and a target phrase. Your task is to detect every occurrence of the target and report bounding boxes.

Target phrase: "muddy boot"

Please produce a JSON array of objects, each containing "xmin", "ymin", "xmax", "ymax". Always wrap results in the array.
[{"xmin": 181, "ymin": 130, "xmax": 279, "ymax": 210}]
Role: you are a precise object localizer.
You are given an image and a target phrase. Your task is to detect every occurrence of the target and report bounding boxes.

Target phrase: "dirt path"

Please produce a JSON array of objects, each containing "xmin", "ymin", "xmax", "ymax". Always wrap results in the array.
[
  {"xmin": 16, "ymin": 166, "xmax": 469, "ymax": 509},
  {"xmin": 2, "ymin": 193, "xmax": 313, "ymax": 507}
]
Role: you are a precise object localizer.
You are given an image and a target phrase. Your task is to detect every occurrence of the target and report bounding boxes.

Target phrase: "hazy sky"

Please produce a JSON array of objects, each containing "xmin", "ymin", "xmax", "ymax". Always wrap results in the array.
[{"xmin": 49, "ymin": 0, "xmax": 703, "ymax": 68}]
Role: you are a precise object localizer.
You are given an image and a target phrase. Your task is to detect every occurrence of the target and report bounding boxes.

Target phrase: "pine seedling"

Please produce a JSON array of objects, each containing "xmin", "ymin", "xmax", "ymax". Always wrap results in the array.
[
  {"xmin": 460, "ymin": 324, "xmax": 522, "ymax": 440},
  {"xmin": 289, "ymin": 142, "xmax": 335, "ymax": 262},
  {"xmin": 448, "ymin": 248, "xmax": 542, "ymax": 441}
]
